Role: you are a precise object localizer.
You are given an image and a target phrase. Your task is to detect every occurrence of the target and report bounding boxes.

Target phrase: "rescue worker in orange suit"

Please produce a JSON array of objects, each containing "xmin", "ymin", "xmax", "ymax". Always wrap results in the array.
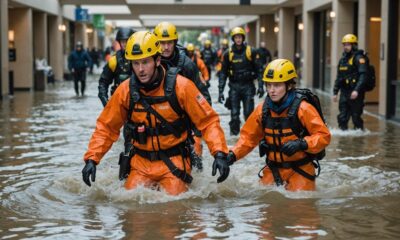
[
  {"xmin": 98, "ymin": 28, "xmax": 135, "ymax": 107},
  {"xmin": 185, "ymin": 43, "xmax": 210, "ymax": 159},
  {"xmin": 186, "ymin": 43, "xmax": 210, "ymax": 87},
  {"xmin": 98, "ymin": 28, "xmax": 136, "ymax": 181},
  {"xmin": 154, "ymin": 22, "xmax": 211, "ymax": 171},
  {"xmin": 200, "ymin": 39, "xmax": 217, "ymax": 77},
  {"xmin": 333, "ymin": 34, "xmax": 368, "ymax": 130},
  {"xmin": 81, "ymin": 31, "xmax": 230, "ymax": 195},
  {"xmin": 216, "ymin": 38, "xmax": 229, "ymax": 79},
  {"xmin": 218, "ymin": 27, "xmax": 264, "ymax": 136},
  {"xmin": 227, "ymin": 59, "xmax": 331, "ymax": 191}
]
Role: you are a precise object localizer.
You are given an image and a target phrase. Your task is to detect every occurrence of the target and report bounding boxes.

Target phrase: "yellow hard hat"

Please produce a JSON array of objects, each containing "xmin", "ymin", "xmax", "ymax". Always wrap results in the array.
[
  {"xmin": 221, "ymin": 38, "xmax": 229, "ymax": 45},
  {"xmin": 205, "ymin": 39, "xmax": 211, "ymax": 46},
  {"xmin": 342, "ymin": 34, "xmax": 357, "ymax": 44},
  {"xmin": 230, "ymin": 27, "xmax": 246, "ymax": 39},
  {"xmin": 262, "ymin": 59, "xmax": 298, "ymax": 83},
  {"xmin": 186, "ymin": 43, "xmax": 195, "ymax": 51},
  {"xmin": 153, "ymin": 22, "xmax": 178, "ymax": 41},
  {"xmin": 125, "ymin": 31, "xmax": 161, "ymax": 60}
]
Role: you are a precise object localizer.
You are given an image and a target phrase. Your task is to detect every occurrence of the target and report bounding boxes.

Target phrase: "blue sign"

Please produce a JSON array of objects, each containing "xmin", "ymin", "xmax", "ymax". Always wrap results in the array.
[{"xmin": 75, "ymin": 8, "xmax": 89, "ymax": 22}]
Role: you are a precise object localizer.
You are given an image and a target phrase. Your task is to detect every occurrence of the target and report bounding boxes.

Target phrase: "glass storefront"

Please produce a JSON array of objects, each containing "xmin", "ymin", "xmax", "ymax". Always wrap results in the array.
[{"xmin": 313, "ymin": 9, "xmax": 333, "ymax": 92}]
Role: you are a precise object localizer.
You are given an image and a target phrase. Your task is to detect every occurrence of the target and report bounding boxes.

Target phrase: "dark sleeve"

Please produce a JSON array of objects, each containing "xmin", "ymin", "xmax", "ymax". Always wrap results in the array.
[
  {"xmin": 333, "ymin": 63, "xmax": 341, "ymax": 95},
  {"xmin": 85, "ymin": 52, "xmax": 93, "ymax": 67},
  {"xmin": 354, "ymin": 54, "xmax": 368, "ymax": 93},
  {"xmin": 266, "ymin": 49, "xmax": 272, "ymax": 63},
  {"xmin": 98, "ymin": 63, "xmax": 115, "ymax": 107},
  {"xmin": 218, "ymin": 51, "xmax": 229, "ymax": 94},
  {"xmin": 252, "ymin": 48, "xmax": 264, "ymax": 89}
]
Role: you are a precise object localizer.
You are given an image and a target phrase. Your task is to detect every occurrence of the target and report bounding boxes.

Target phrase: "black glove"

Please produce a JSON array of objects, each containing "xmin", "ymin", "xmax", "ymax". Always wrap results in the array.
[
  {"xmin": 82, "ymin": 159, "xmax": 96, "ymax": 187},
  {"xmin": 259, "ymin": 139, "xmax": 269, "ymax": 157},
  {"xmin": 218, "ymin": 93, "xmax": 225, "ymax": 104},
  {"xmin": 281, "ymin": 139, "xmax": 308, "ymax": 156},
  {"xmin": 257, "ymin": 87, "xmax": 265, "ymax": 98},
  {"xmin": 212, "ymin": 152, "xmax": 230, "ymax": 183},
  {"xmin": 227, "ymin": 151, "xmax": 236, "ymax": 166}
]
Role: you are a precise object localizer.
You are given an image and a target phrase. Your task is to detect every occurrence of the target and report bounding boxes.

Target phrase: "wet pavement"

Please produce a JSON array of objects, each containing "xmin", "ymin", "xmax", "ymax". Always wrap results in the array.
[{"xmin": 0, "ymin": 72, "xmax": 399, "ymax": 239}]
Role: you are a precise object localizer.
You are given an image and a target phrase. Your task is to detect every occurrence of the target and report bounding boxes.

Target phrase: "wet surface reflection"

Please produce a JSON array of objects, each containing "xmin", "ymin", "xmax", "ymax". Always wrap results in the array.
[{"xmin": 1, "ymin": 75, "xmax": 399, "ymax": 239}]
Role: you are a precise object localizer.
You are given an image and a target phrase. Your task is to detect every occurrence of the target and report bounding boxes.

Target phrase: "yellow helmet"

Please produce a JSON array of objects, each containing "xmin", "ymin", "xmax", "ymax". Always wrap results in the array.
[
  {"xmin": 262, "ymin": 59, "xmax": 298, "ymax": 83},
  {"xmin": 205, "ymin": 39, "xmax": 211, "ymax": 46},
  {"xmin": 186, "ymin": 43, "xmax": 195, "ymax": 51},
  {"xmin": 153, "ymin": 22, "xmax": 178, "ymax": 41},
  {"xmin": 342, "ymin": 34, "xmax": 357, "ymax": 44},
  {"xmin": 125, "ymin": 31, "xmax": 161, "ymax": 60},
  {"xmin": 221, "ymin": 38, "xmax": 229, "ymax": 45},
  {"xmin": 230, "ymin": 27, "xmax": 246, "ymax": 40}
]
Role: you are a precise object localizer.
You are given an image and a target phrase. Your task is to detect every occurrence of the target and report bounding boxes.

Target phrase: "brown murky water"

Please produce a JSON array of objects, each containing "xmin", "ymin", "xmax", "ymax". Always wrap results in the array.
[{"xmin": 1, "ymin": 74, "xmax": 399, "ymax": 239}]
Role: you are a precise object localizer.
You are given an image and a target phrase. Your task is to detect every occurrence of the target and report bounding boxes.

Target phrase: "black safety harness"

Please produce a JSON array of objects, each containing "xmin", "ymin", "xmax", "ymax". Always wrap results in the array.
[
  {"xmin": 259, "ymin": 89, "xmax": 325, "ymax": 186},
  {"xmin": 126, "ymin": 67, "xmax": 193, "ymax": 184}
]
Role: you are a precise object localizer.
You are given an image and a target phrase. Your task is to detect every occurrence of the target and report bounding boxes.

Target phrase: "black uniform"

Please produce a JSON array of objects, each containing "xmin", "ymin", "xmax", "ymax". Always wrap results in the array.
[
  {"xmin": 68, "ymin": 49, "xmax": 92, "ymax": 96},
  {"xmin": 200, "ymin": 47, "xmax": 217, "ymax": 77},
  {"xmin": 98, "ymin": 50, "xmax": 132, "ymax": 107},
  {"xmin": 333, "ymin": 49, "xmax": 368, "ymax": 130},
  {"xmin": 218, "ymin": 43, "xmax": 263, "ymax": 135},
  {"xmin": 257, "ymin": 47, "xmax": 272, "ymax": 68}
]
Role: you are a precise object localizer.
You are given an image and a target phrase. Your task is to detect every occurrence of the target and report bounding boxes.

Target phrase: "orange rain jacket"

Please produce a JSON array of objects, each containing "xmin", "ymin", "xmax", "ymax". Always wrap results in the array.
[
  {"xmin": 231, "ymin": 99, "xmax": 331, "ymax": 191},
  {"xmin": 84, "ymin": 67, "xmax": 228, "ymax": 194}
]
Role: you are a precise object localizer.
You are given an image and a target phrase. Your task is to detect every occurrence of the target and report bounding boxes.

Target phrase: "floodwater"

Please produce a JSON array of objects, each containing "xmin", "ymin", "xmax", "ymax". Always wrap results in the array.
[{"xmin": 1, "ymin": 73, "xmax": 399, "ymax": 239}]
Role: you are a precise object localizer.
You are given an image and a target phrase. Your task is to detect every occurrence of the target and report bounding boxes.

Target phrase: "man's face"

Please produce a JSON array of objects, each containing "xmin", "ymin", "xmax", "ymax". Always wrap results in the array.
[
  {"xmin": 233, "ymin": 35, "xmax": 244, "ymax": 46},
  {"xmin": 119, "ymin": 40, "xmax": 128, "ymax": 50},
  {"xmin": 266, "ymin": 82, "xmax": 287, "ymax": 102},
  {"xmin": 187, "ymin": 50, "xmax": 194, "ymax": 58},
  {"xmin": 131, "ymin": 56, "xmax": 160, "ymax": 84},
  {"xmin": 160, "ymin": 40, "xmax": 175, "ymax": 58},
  {"xmin": 343, "ymin": 43, "xmax": 352, "ymax": 53}
]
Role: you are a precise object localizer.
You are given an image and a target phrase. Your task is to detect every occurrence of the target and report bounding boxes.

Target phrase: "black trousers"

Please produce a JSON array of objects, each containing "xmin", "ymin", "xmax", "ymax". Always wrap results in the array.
[
  {"xmin": 73, "ymin": 70, "xmax": 86, "ymax": 95},
  {"xmin": 228, "ymin": 82, "xmax": 255, "ymax": 135},
  {"xmin": 337, "ymin": 90, "xmax": 365, "ymax": 130}
]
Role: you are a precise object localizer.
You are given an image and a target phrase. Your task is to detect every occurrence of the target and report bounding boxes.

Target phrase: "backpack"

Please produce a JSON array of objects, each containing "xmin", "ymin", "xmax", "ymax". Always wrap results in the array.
[
  {"xmin": 355, "ymin": 51, "xmax": 376, "ymax": 92},
  {"xmin": 261, "ymin": 88, "xmax": 326, "ymax": 161},
  {"xmin": 364, "ymin": 64, "xmax": 376, "ymax": 92}
]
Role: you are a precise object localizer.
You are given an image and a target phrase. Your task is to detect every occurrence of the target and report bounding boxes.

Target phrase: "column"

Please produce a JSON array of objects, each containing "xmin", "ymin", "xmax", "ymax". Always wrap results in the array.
[
  {"xmin": 0, "ymin": 0, "xmax": 9, "ymax": 96},
  {"xmin": 9, "ymin": 8, "xmax": 33, "ymax": 89},
  {"xmin": 302, "ymin": 2, "xmax": 314, "ymax": 88},
  {"xmin": 278, "ymin": 7, "xmax": 295, "ymax": 61},
  {"xmin": 331, "ymin": 0, "xmax": 354, "ymax": 90},
  {"xmin": 48, "ymin": 14, "xmax": 63, "ymax": 81}
]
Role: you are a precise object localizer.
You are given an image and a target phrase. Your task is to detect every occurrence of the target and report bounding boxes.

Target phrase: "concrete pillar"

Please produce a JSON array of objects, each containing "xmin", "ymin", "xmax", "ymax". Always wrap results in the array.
[
  {"xmin": 48, "ymin": 14, "xmax": 63, "ymax": 81},
  {"xmin": 92, "ymin": 29, "xmax": 98, "ymax": 49},
  {"xmin": 259, "ymin": 14, "xmax": 277, "ymax": 60},
  {"xmin": 255, "ymin": 18, "xmax": 260, "ymax": 48},
  {"xmin": 302, "ymin": 5, "xmax": 314, "ymax": 88},
  {"xmin": 278, "ymin": 7, "xmax": 295, "ymax": 61},
  {"xmin": 358, "ymin": 0, "xmax": 368, "ymax": 50},
  {"xmin": 33, "ymin": 12, "xmax": 48, "ymax": 61},
  {"xmin": 331, "ymin": 0, "xmax": 354, "ymax": 91},
  {"xmin": 0, "ymin": 0, "xmax": 9, "ymax": 96},
  {"xmin": 379, "ymin": 0, "xmax": 389, "ymax": 116},
  {"xmin": 9, "ymin": 8, "xmax": 33, "ymax": 90},
  {"xmin": 75, "ymin": 22, "xmax": 88, "ymax": 48}
]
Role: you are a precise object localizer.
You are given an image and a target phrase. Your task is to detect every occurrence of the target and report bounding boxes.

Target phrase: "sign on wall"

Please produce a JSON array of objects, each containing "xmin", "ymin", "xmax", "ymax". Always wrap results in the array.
[{"xmin": 75, "ymin": 8, "xmax": 89, "ymax": 22}]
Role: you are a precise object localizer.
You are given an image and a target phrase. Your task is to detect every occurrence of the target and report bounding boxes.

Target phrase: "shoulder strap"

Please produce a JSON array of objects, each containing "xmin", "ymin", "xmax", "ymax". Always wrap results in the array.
[
  {"xmin": 164, "ymin": 67, "xmax": 184, "ymax": 116},
  {"xmin": 108, "ymin": 55, "xmax": 117, "ymax": 72},
  {"xmin": 128, "ymin": 75, "xmax": 141, "ymax": 121},
  {"xmin": 261, "ymin": 99, "xmax": 270, "ymax": 128},
  {"xmin": 228, "ymin": 48, "xmax": 233, "ymax": 62},
  {"xmin": 287, "ymin": 93, "xmax": 307, "ymax": 138},
  {"xmin": 246, "ymin": 45, "xmax": 252, "ymax": 61}
]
